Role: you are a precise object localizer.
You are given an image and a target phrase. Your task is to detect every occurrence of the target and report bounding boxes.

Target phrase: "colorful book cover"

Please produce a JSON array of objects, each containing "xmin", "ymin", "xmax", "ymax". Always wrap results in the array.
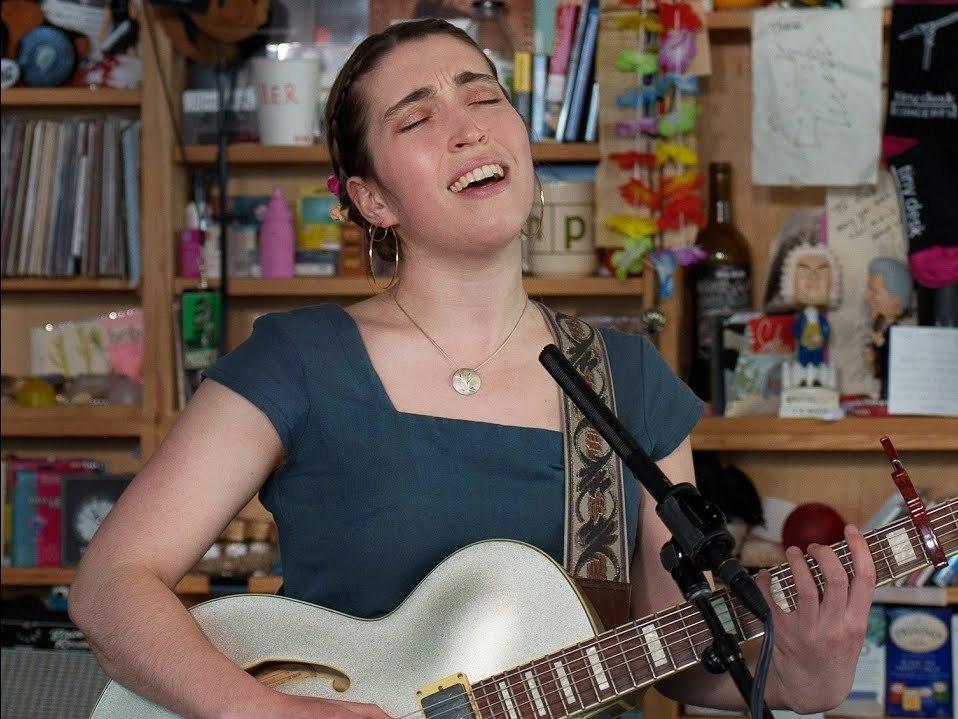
[
  {"xmin": 99, "ymin": 308, "xmax": 145, "ymax": 382},
  {"xmin": 887, "ymin": 607, "xmax": 953, "ymax": 718},
  {"xmin": 7, "ymin": 459, "xmax": 104, "ymax": 567}
]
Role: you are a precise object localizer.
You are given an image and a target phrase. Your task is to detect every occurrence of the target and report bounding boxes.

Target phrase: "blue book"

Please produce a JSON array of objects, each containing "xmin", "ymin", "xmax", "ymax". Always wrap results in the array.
[
  {"xmin": 121, "ymin": 121, "xmax": 141, "ymax": 283},
  {"xmin": 564, "ymin": 4, "xmax": 600, "ymax": 142},
  {"xmin": 555, "ymin": 0, "xmax": 596, "ymax": 142},
  {"xmin": 531, "ymin": 53, "xmax": 548, "ymax": 142},
  {"xmin": 584, "ymin": 81, "xmax": 600, "ymax": 142},
  {"xmin": 12, "ymin": 469, "xmax": 37, "ymax": 567}
]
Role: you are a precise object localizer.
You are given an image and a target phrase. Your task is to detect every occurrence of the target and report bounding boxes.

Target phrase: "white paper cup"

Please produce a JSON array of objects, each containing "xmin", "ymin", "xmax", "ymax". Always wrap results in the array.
[{"xmin": 252, "ymin": 57, "xmax": 320, "ymax": 146}]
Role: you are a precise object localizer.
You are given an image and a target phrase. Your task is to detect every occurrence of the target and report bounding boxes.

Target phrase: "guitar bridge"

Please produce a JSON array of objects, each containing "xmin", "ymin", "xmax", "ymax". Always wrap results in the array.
[{"xmin": 417, "ymin": 673, "xmax": 479, "ymax": 719}]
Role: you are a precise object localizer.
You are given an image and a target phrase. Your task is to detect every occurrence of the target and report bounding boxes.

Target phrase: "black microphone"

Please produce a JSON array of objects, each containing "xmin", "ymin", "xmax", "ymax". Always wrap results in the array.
[{"xmin": 539, "ymin": 344, "xmax": 770, "ymax": 622}]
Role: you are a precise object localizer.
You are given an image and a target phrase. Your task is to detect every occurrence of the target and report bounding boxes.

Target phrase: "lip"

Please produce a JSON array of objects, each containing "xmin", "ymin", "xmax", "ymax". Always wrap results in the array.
[{"xmin": 446, "ymin": 157, "xmax": 510, "ymax": 191}]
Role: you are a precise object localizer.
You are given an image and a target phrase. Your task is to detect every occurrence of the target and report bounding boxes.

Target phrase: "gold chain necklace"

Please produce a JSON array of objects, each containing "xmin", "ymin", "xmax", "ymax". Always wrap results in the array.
[{"xmin": 392, "ymin": 295, "xmax": 529, "ymax": 396}]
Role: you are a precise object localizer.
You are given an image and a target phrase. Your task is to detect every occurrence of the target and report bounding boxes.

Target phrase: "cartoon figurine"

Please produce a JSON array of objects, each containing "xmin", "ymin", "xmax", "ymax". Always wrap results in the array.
[
  {"xmin": 864, "ymin": 257, "xmax": 913, "ymax": 399},
  {"xmin": 778, "ymin": 242, "xmax": 842, "ymax": 371}
]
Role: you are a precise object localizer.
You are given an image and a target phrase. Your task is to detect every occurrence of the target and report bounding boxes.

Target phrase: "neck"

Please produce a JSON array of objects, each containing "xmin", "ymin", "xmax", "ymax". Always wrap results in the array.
[
  {"xmin": 466, "ymin": 498, "xmax": 957, "ymax": 719},
  {"xmin": 388, "ymin": 237, "xmax": 530, "ymax": 358}
]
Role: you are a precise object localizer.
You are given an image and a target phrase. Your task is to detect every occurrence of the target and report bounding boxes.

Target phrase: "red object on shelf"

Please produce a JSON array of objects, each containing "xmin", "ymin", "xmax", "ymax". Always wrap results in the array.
[{"xmin": 782, "ymin": 502, "xmax": 846, "ymax": 553}]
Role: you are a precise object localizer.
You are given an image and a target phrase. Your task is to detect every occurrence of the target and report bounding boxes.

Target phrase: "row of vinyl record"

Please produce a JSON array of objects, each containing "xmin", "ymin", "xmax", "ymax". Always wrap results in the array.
[{"xmin": 0, "ymin": 116, "xmax": 141, "ymax": 281}]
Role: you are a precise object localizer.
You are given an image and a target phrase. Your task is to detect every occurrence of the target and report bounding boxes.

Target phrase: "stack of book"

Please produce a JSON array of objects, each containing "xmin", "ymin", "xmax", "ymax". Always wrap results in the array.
[
  {"xmin": 527, "ymin": 0, "xmax": 601, "ymax": 143},
  {"xmin": 0, "ymin": 117, "xmax": 141, "ymax": 282}
]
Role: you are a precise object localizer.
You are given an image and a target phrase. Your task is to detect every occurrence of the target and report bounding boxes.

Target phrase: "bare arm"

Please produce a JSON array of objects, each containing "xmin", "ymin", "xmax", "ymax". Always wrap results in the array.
[{"xmin": 69, "ymin": 379, "xmax": 292, "ymax": 719}]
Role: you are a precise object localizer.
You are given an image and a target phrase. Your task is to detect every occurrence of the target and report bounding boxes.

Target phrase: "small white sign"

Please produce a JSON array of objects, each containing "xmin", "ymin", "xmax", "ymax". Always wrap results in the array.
[{"xmin": 888, "ymin": 326, "xmax": 958, "ymax": 416}]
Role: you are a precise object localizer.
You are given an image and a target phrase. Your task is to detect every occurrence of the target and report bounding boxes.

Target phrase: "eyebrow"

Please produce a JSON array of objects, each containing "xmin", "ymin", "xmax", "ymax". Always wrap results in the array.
[{"xmin": 382, "ymin": 71, "xmax": 500, "ymax": 122}]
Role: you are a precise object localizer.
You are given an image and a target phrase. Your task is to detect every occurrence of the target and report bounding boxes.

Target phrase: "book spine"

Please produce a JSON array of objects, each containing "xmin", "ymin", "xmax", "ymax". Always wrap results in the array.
[
  {"xmin": 584, "ymin": 81, "xmax": 600, "ymax": 142},
  {"xmin": 555, "ymin": 0, "xmax": 593, "ymax": 142},
  {"xmin": 12, "ymin": 470, "xmax": 37, "ymax": 567},
  {"xmin": 564, "ymin": 2, "xmax": 600, "ymax": 142},
  {"xmin": 531, "ymin": 53, "xmax": 549, "ymax": 142},
  {"xmin": 544, "ymin": 2, "xmax": 580, "ymax": 138}
]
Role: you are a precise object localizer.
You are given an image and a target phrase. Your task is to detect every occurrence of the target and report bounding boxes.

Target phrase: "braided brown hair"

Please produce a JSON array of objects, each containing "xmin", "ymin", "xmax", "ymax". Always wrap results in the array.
[{"xmin": 324, "ymin": 19, "xmax": 498, "ymax": 262}]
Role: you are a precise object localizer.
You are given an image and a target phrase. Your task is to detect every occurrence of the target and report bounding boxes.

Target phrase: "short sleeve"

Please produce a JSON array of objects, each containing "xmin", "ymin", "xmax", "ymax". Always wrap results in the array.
[
  {"xmin": 201, "ymin": 313, "xmax": 309, "ymax": 458},
  {"xmin": 638, "ymin": 336, "xmax": 704, "ymax": 460}
]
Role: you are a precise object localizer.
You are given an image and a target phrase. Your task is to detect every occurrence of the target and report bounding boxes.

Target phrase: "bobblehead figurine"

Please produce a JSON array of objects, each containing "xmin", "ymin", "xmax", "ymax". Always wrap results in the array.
[
  {"xmin": 865, "ymin": 257, "xmax": 913, "ymax": 399},
  {"xmin": 779, "ymin": 242, "xmax": 842, "ymax": 373}
]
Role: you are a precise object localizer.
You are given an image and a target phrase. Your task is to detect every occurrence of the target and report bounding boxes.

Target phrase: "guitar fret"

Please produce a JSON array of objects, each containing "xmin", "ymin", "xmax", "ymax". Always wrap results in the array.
[
  {"xmin": 640, "ymin": 622, "xmax": 669, "ymax": 677},
  {"xmin": 596, "ymin": 631, "xmax": 632, "ymax": 693},
  {"xmin": 497, "ymin": 680, "xmax": 519, "ymax": 719},
  {"xmin": 552, "ymin": 658, "xmax": 578, "ymax": 708},
  {"xmin": 584, "ymin": 645, "xmax": 612, "ymax": 693},
  {"xmin": 461, "ymin": 499, "xmax": 957, "ymax": 719},
  {"xmin": 522, "ymin": 669, "xmax": 550, "ymax": 719},
  {"xmin": 570, "ymin": 647, "xmax": 601, "ymax": 706}
]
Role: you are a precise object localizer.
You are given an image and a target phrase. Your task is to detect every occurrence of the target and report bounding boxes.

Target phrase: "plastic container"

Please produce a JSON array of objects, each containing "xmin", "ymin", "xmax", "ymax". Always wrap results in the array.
[{"xmin": 259, "ymin": 188, "xmax": 296, "ymax": 278}]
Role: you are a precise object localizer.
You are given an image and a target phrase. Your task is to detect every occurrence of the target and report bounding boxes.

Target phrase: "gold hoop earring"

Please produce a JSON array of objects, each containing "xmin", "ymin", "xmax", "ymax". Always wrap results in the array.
[
  {"xmin": 524, "ymin": 177, "xmax": 546, "ymax": 240},
  {"xmin": 368, "ymin": 225, "xmax": 400, "ymax": 290}
]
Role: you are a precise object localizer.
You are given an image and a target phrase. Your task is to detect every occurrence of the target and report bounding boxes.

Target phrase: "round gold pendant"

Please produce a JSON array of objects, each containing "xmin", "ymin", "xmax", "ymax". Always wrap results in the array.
[{"xmin": 451, "ymin": 368, "xmax": 481, "ymax": 396}]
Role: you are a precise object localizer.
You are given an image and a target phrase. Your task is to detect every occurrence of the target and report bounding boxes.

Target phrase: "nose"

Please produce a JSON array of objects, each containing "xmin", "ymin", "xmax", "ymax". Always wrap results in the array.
[{"xmin": 448, "ymin": 108, "xmax": 488, "ymax": 151}]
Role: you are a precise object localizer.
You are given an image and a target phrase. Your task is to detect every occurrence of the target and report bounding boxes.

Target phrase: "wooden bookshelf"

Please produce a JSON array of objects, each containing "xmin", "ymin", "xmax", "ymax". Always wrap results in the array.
[
  {"xmin": 0, "ymin": 87, "xmax": 141, "ymax": 107},
  {"xmin": 691, "ymin": 416, "xmax": 958, "ymax": 452},
  {"xmin": 704, "ymin": 8, "xmax": 891, "ymax": 31},
  {"xmin": 0, "ymin": 278, "xmax": 139, "ymax": 293},
  {"xmin": 174, "ymin": 276, "xmax": 647, "ymax": 297},
  {"xmin": 1, "ymin": 567, "xmax": 211, "ymax": 594},
  {"xmin": 0, "ymin": 405, "xmax": 145, "ymax": 438},
  {"xmin": 177, "ymin": 142, "xmax": 601, "ymax": 166},
  {"xmin": 0, "ymin": 567, "xmax": 287, "ymax": 596}
]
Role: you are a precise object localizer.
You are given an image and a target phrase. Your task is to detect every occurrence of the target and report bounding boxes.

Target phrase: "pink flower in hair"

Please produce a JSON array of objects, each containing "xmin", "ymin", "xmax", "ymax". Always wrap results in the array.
[{"xmin": 326, "ymin": 174, "xmax": 341, "ymax": 197}]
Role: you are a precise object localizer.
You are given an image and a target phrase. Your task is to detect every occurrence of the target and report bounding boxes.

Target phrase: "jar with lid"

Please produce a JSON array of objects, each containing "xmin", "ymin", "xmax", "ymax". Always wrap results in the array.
[{"xmin": 472, "ymin": 0, "xmax": 514, "ymax": 97}]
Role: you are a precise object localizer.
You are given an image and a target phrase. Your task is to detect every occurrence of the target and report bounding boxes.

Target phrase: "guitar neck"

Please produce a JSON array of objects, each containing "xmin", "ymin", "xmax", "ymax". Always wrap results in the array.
[{"xmin": 469, "ymin": 497, "xmax": 958, "ymax": 719}]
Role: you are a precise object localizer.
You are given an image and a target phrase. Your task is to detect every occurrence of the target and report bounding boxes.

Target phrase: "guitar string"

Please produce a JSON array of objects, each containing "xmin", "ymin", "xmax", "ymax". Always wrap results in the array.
[
  {"xmin": 469, "ymin": 520, "xmax": 958, "ymax": 719},
  {"xmin": 469, "ymin": 517, "xmax": 958, "ymax": 719},
  {"xmin": 411, "ymin": 506, "xmax": 957, "ymax": 719},
  {"xmin": 400, "ymin": 512, "xmax": 958, "ymax": 719},
  {"xmin": 400, "ymin": 515, "xmax": 958, "ymax": 719},
  {"xmin": 387, "ymin": 510, "xmax": 956, "ymax": 719}
]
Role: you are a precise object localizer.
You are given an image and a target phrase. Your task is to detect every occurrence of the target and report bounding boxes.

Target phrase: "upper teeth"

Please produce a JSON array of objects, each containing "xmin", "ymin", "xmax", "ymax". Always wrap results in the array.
[{"xmin": 449, "ymin": 164, "xmax": 505, "ymax": 192}]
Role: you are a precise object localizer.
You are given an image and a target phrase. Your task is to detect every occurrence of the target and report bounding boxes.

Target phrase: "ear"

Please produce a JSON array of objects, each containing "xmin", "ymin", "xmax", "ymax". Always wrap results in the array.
[{"xmin": 345, "ymin": 176, "xmax": 398, "ymax": 228}]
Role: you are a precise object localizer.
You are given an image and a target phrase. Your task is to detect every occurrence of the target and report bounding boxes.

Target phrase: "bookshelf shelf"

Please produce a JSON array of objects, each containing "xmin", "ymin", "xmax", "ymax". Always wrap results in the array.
[
  {"xmin": 703, "ymin": 8, "xmax": 891, "ymax": 31},
  {"xmin": 0, "ymin": 405, "xmax": 145, "ymax": 438},
  {"xmin": 0, "ymin": 567, "xmax": 284, "ymax": 596},
  {"xmin": 0, "ymin": 88, "xmax": 141, "ymax": 107},
  {"xmin": 177, "ymin": 142, "xmax": 601, "ymax": 166},
  {"xmin": 174, "ymin": 276, "xmax": 647, "ymax": 297},
  {"xmin": 1, "ymin": 567, "xmax": 210, "ymax": 594},
  {"xmin": 691, "ymin": 416, "xmax": 958, "ymax": 452},
  {"xmin": 0, "ymin": 278, "xmax": 139, "ymax": 293}
]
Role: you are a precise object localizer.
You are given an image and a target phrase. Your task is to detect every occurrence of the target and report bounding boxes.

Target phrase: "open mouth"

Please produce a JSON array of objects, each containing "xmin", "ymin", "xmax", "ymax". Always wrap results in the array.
[{"xmin": 448, "ymin": 163, "xmax": 508, "ymax": 193}]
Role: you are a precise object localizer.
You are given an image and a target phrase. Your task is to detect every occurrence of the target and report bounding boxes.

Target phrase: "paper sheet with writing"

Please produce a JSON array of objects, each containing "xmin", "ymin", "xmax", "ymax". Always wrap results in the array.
[
  {"xmin": 751, "ymin": 9, "xmax": 882, "ymax": 186},
  {"xmin": 827, "ymin": 171, "xmax": 908, "ymax": 397},
  {"xmin": 888, "ymin": 326, "xmax": 958, "ymax": 417}
]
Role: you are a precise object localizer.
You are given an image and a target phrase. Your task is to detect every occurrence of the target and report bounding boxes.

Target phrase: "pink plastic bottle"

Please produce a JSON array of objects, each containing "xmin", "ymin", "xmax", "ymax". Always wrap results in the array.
[{"xmin": 259, "ymin": 187, "xmax": 295, "ymax": 278}]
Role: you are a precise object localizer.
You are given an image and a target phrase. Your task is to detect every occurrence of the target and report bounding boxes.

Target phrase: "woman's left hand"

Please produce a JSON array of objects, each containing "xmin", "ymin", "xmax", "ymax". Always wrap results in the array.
[{"xmin": 756, "ymin": 524, "xmax": 876, "ymax": 713}]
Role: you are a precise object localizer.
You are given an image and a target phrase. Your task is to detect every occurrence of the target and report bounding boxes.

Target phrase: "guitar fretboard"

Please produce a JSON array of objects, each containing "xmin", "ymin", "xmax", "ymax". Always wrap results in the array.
[{"xmin": 467, "ymin": 497, "xmax": 957, "ymax": 719}]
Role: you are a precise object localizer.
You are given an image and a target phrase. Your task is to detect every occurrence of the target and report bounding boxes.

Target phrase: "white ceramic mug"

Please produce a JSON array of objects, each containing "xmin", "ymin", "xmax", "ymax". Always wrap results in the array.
[
  {"xmin": 252, "ymin": 57, "xmax": 321, "ymax": 146},
  {"xmin": 530, "ymin": 181, "xmax": 597, "ymax": 277}
]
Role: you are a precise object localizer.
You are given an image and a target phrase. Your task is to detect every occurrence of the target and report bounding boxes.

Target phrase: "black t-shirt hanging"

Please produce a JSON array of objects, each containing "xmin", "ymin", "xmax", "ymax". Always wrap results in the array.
[{"xmin": 884, "ymin": 3, "xmax": 958, "ymax": 142}]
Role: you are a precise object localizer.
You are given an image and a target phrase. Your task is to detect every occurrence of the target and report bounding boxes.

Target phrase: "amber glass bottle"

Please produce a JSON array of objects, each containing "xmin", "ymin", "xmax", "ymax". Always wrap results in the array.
[{"xmin": 688, "ymin": 162, "xmax": 752, "ymax": 403}]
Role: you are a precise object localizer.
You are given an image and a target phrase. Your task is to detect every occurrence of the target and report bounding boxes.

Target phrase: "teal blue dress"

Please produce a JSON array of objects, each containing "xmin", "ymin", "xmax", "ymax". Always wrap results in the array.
[{"xmin": 203, "ymin": 303, "xmax": 702, "ymax": 619}]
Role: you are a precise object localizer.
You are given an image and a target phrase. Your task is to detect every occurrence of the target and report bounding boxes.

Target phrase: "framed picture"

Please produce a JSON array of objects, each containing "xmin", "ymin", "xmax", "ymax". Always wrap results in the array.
[{"xmin": 61, "ymin": 474, "xmax": 133, "ymax": 566}]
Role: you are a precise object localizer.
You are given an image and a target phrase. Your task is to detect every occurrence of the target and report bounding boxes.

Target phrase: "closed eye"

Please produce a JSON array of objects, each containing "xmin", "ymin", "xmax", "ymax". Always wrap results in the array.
[
  {"xmin": 399, "ymin": 117, "xmax": 429, "ymax": 132},
  {"xmin": 472, "ymin": 98, "xmax": 501, "ymax": 105}
]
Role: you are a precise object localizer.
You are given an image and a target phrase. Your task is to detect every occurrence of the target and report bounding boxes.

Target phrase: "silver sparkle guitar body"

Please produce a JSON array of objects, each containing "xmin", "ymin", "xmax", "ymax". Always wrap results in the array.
[{"xmin": 89, "ymin": 540, "xmax": 615, "ymax": 718}]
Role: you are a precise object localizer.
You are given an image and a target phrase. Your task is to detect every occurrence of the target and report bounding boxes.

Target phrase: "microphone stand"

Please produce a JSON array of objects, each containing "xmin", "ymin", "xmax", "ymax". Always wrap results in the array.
[{"xmin": 539, "ymin": 345, "xmax": 773, "ymax": 719}]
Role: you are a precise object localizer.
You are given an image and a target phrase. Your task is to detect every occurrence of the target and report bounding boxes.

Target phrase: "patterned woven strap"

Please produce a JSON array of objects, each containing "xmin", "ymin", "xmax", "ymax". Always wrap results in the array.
[{"xmin": 536, "ymin": 303, "xmax": 631, "ymax": 588}]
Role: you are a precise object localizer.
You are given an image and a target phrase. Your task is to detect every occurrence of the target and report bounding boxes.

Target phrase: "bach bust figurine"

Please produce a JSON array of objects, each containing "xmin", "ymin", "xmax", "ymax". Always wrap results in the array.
[
  {"xmin": 779, "ymin": 242, "xmax": 842, "ymax": 372},
  {"xmin": 865, "ymin": 257, "xmax": 912, "ymax": 399}
]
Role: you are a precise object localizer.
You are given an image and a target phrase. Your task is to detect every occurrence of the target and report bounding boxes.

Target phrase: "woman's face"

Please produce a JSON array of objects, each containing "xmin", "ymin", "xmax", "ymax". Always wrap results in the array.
[{"xmin": 354, "ymin": 34, "xmax": 535, "ymax": 258}]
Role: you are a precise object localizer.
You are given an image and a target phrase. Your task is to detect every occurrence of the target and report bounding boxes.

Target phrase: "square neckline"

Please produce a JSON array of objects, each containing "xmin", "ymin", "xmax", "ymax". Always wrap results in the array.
[{"xmin": 330, "ymin": 303, "xmax": 564, "ymax": 437}]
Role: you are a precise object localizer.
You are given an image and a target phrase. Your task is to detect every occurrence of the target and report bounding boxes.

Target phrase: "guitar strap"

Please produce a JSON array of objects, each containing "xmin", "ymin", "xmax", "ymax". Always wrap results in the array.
[{"xmin": 536, "ymin": 302, "xmax": 632, "ymax": 629}]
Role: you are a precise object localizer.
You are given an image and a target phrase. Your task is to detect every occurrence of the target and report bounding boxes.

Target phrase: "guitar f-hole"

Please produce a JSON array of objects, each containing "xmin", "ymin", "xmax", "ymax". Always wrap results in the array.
[{"xmin": 247, "ymin": 660, "xmax": 351, "ymax": 693}]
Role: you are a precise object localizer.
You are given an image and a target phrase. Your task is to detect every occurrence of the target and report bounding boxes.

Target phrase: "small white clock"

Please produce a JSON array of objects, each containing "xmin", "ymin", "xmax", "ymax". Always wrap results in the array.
[{"xmin": 73, "ymin": 496, "xmax": 115, "ymax": 543}]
